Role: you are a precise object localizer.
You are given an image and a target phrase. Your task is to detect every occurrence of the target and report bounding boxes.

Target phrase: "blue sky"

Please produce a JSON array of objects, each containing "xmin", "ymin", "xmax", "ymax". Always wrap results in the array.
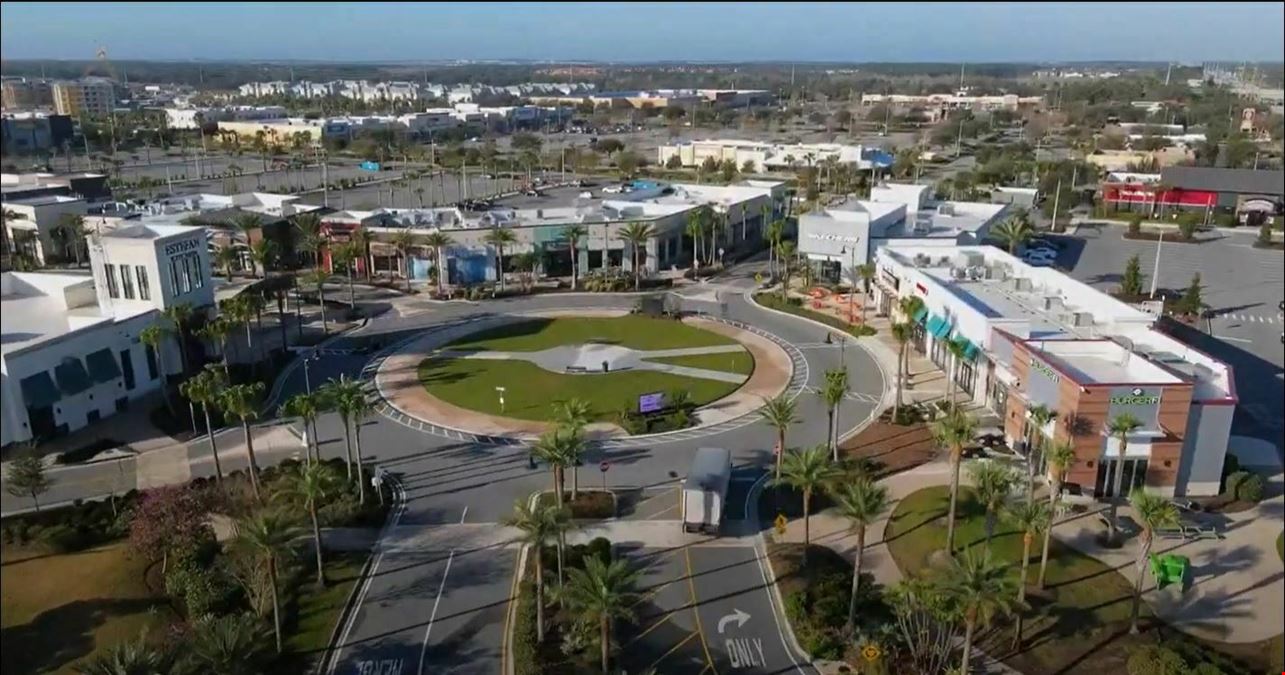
[{"xmin": 1, "ymin": 2, "xmax": 1282, "ymax": 63}]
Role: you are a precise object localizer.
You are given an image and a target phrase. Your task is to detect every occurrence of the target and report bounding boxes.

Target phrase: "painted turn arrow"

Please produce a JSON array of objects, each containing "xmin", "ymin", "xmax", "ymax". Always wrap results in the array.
[{"xmin": 717, "ymin": 608, "xmax": 751, "ymax": 634}]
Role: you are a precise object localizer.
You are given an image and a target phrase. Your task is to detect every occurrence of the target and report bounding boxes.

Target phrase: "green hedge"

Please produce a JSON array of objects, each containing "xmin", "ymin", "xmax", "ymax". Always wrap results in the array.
[{"xmin": 753, "ymin": 293, "xmax": 877, "ymax": 337}]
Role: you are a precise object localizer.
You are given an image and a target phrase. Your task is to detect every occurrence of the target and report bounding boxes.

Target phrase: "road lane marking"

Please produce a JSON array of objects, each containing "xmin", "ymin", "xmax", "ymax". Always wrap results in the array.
[
  {"xmin": 684, "ymin": 545, "xmax": 719, "ymax": 674},
  {"xmin": 1213, "ymin": 335, "xmax": 1254, "ymax": 343},
  {"xmin": 717, "ymin": 609, "xmax": 751, "ymax": 634},
  {"xmin": 725, "ymin": 637, "xmax": 767, "ymax": 668},
  {"xmin": 416, "ymin": 549, "xmax": 455, "ymax": 675},
  {"xmin": 646, "ymin": 631, "xmax": 699, "ymax": 672},
  {"xmin": 459, "ymin": 506, "xmax": 468, "ymax": 523}
]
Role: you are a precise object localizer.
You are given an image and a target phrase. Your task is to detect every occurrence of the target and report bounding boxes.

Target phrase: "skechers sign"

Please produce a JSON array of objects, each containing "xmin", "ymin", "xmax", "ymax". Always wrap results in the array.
[
  {"xmin": 1110, "ymin": 388, "xmax": 1160, "ymax": 406},
  {"xmin": 164, "ymin": 238, "xmax": 202, "ymax": 256}
]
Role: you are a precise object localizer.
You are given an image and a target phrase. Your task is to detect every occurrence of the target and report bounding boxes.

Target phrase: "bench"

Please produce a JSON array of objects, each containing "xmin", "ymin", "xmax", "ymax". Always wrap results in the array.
[{"xmin": 1155, "ymin": 527, "xmax": 1189, "ymax": 540}]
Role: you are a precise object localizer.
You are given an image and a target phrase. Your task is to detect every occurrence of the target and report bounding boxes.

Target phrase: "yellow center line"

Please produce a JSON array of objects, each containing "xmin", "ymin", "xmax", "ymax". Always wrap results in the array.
[
  {"xmin": 684, "ymin": 544, "xmax": 719, "ymax": 675},
  {"xmin": 646, "ymin": 631, "xmax": 699, "ymax": 672}
]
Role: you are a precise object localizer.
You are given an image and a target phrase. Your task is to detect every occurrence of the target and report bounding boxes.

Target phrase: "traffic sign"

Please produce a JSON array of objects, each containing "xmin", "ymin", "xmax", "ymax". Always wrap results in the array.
[
  {"xmin": 599, "ymin": 461, "xmax": 610, "ymax": 473},
  {"xmin": 861, "ymin": 643, "xmax": 882, "ymax": 662},
  {"xmin": 773, "ymin": 513, "xmax": 787, "ymax": 535}
]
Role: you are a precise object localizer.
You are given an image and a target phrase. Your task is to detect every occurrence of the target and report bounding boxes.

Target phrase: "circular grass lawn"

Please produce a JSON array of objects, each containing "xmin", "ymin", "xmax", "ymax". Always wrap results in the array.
[{"xmin": 419, "ymin": 316, "xmax": 753, "ymax": 422}]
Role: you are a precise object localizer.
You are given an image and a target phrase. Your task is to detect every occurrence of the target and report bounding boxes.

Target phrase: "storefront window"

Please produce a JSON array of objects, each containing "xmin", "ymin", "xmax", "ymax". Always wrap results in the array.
[
  {"xmin": 956, "ymin": 359, "xmax": 976, "ymax": 395},
  {"xmin": 931, "ymin": 335, "xmax": 950, "ymax": 370},
  {"xmin": 987, "ymin": 374, "xmax": 1009, "ymax": 414},
  {"xmin": 1094, "ymin": 458, "xmax": 1150, "ymax": 497},
  {"xmin": 912, "ymin": 323, "xmax": 926, "ymax": 354}
]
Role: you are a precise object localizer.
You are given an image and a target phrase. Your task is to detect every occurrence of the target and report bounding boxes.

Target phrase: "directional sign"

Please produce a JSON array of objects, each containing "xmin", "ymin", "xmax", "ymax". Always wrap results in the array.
[
  {"xmin": 861, "ymin": 643, "xmax": 882, "ymax": 662},
  {"xmin": 717, "ymin": 608, "xmax": 751, "ymax": 634},
  {"xmin": 773, "ymin": 514, "xmax": 787, "ymax": 535}
]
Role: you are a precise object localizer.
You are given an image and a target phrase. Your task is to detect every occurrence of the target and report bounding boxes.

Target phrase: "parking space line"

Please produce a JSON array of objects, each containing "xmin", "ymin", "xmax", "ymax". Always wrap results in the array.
[
  {"xmin": 684, "ymin": 545, "xmax": 718, "ymax": 674},
  {"xmin": 646, "ymin": 631, "xmax": 699, "ymax": 672}
]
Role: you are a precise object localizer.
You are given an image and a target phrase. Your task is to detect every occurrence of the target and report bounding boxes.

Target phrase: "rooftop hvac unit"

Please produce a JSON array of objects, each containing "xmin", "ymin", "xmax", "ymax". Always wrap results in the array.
[
  {"xmin": 913, "ymin": 253, "xmax": 932, "ymax": 266},
  {"xmin": 937, "ymin": 203, "xmax": 956, "ymax": 216},
  {"xmin": 938, "ymin": 256, "xmax": 952, "ymax": 266},
  {"xmin": 1012, "ymin": 277, "xmax": 1033, "ymax": 292},
  {"xmin": 1072, "ymin": 312, "xmax": 1094, "ymax": 327}
]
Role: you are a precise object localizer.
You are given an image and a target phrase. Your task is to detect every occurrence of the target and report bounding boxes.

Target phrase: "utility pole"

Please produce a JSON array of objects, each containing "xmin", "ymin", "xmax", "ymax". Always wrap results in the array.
[
  {"xmin": 1149, "ymin": 229, "xmax": 1164, "ymax": 299},
  {"xmin": 1050, "ymin": 178, "xmax": 1062, "ymax": 230},
  {"xmin": 1164, "ymin": 62, "xmax": 1172, "ymax": 86}
]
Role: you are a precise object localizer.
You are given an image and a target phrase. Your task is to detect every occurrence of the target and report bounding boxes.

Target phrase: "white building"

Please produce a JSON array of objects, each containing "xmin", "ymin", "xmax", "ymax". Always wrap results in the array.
[
  {"xmin": 2, "ymin": 194, "xmax": 89, "ymax": 265},
  {"xmin": 164, "ymin": 105, "xmax": 289, "ymax": 129},
  {"xmin": 796, "ymin": 183, "xmax": 1008, "ymax": 281},
  {"xmin": 871, "ymin": 242, "xmax": 1235, "ymax": 497},
  {"xmin": 860, "ymin": 92, "xmax": 1044, "ymax": 111},
  {"xmin": 1, "ymin": 224, "xmax": 213, "ymax": 446},
  {"xmin": 658, "ymin": 139, "xmax": 876, "ymax": 173}
]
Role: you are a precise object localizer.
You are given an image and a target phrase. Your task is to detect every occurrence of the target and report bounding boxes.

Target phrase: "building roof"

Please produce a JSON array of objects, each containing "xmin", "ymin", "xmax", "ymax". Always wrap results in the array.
[
  {"xmin": 1, "ymin": 272, "xmax": 152, "ymax": 357},
  {"xmin": 1159, "ymin": 166, "xmax": 1285, "ymax": 197},
  {"xmin": 102, "ymin": 223, "xmax": 202, "ymax": 241},
  {"xmin": 1027, "ymin": 339, "xmax": 1186, "ymax": 386}
]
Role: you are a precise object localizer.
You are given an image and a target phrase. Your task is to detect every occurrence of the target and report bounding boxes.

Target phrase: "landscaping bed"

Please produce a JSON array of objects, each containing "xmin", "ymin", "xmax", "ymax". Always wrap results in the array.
[
  {"xmin": 838, "ymin": 417, "xmax": 938, "ymax": 478},
  {"xmin": 767, "ymin": 542, "xmax": 891, "ymax": 663},
  {"xmin": 512, "ymin": 538, "xmax": 614, "ymax": 675},
  {"xmin": 884, "ymin": 485, "xmax": 1278, "ymax": 675},
  {"xmin": 536, "ymin": 490, "xmax": 617, "ymax": 519},
  {"xmin": 752, "ymin": 293, "xmax": 877, "ymax": 337}
]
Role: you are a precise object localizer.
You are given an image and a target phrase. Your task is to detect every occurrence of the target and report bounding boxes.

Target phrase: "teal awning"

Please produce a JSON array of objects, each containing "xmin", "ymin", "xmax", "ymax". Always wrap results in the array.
[
  {"xmin": 913, "ymin": 306, "xmax": 929, "ymax": 324},
  {"xmin": 54, "ymin": 357, "xmax": 92, "ymax": 396},
  {"xmin": 20, "ymin": 371, "xmax": 61, "ymax": 408},
  {"xmin": 926, "ymin": 315, "xmax": 953, "ymax": 339},
  {"xmin": 85, "ymin": 348, "xmax": 122, "ymax": 383},
  {"xmin": 955, "ymin": 337, "xmax": 980, "ymax": 361}
]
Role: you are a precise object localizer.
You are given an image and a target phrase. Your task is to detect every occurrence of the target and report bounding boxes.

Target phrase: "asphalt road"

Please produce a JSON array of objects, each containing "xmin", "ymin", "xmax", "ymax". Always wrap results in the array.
[{"xmin": 1058, "ymin": 223, "xmax": 1284, "ymax": 438}]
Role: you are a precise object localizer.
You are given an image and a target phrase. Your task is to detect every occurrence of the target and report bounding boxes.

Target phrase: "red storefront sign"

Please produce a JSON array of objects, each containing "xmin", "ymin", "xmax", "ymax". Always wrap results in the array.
[{"xmin": 1103, "ymin": 184, "xmax": 1217, "ymax": 207}]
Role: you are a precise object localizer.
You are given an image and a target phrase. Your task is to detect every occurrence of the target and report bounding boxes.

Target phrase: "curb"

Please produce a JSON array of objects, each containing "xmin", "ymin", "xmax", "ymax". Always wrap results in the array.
[
  {"xmin": 316, "ymin": 473, "xmax": 406, "ymax": 675},
  {"xmin": 745, "ymin": 472, "xmax": 814, "ymax": 666}
]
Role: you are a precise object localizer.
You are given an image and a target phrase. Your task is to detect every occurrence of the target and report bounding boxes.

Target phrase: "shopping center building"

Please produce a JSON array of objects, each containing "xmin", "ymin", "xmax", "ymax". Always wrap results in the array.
[{"xmin": 872, "ymin": 241, "xmax": 1236, "ymax": 497}]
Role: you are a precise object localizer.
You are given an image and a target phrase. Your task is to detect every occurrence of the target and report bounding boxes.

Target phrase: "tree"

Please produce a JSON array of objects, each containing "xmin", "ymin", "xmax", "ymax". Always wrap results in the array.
[
  {"xmin": 855, "ymin": 263, "xmax": 875, "ymax": 323},
  {"xmin": 1023, "ymin": 404, "xmax": 1056, "ymax": 499},
  {"xmin": 4, "ymin": 452, "xmax": 51, "ymax": 511},
  {"xmin": 276, "ymin": 461, "xmax": 338, "ymax": 586},
  {"xmin": 685, "ymin": 210, "xmax": 704, "ymax": 276},
  {"xmin": 532, "ymin": 426, "xmax": 580, "ymax": 506},
  {"xmin": 1004, "ymin": 499, "xmax": 1050, "ymax": 649},
  {"xmin": 420, "ymin": 231, "xmax": 454, "ymax": 296},
  {"xmin": 617, "ymin": 222, "xmax": 655, "ymax": 291},
  {"xmin": 944, "ymin": 338, "xmax": 970, "ymax": 407},
  {"xmin": 483, "ymin": 226, "xmax": 517, "ymax": 293},
  {"xmin": 930, "ymin": 407, "xmax": 978, "ymax": 555},
  {"xmin": 888, "ymin": 578, "xmax": 961, "ymax": 675},
  {"xmin": 163, "ymin": 302, "xmax": 195, "ymax": 376},
  {"xmin": 777, "ymin": 240, "xmax": 796, "ymax": 299},
  {"xmin": 128, "ymin": 485, "xmax": 209, "ymax": 573},
  {"xmin": 942, "ymin": 549, "xmax": 1022, "ymax": 673},
  {"xmin": 1120, "ymin": 254, "xmax": 1145, "ymax": 297},
  {"xmin": 741, "ymin": 159, "xmax": 757, "ymax": 175},
  {"xmin": 220, "ymin": 382, "xmax": 266, "ymax": 500},
  {"xmin": 180, "ymin": 367, "xmax": 228, "ymax": 486},
  {"xmin": 969, "ymin": 461, "xmax": 1018, "ymax": 551},
  {"xmin": 292, "ymin": 212, "xmax": 323, "ymax": 267},
  {"xmin": 1038, "ymin": 440, "xmax": 1077, "ymax": 589},
  {"xmin": 773, "ymin": 445, "xmax": 840, "ymax": 564},
  {"xmin": 821, "ymin": 368, "xmax": 849, "ymax": 461},
  {"xmin": 758, "ymin": 394, "xmax": 800, "ymax": 483},
  {"xmin": 890, "ymin": 322, "xmax": 914, "ymax": 421},
  {"xmin": 231, "ymin": 213, "xmax": 264, "ymax": 276},
  {"xmin": 182, "ymin": 613, "xmax": 273, "ymax": 675},
  {"xmin": 1128, "ymin": 213, "xmax": 1144, "ymax": 236},
  {"xmin": 1105, "ymin": 413, "xmax": 1143, "ymax": 544},
  {"xmin": 554, "ymin": 398, "xmax": 592, "ymax": 499},
  {"xmin": 390, "ymin": 229, "xmax": 417, "ymax": 292},
  {"xmin": 720, "ymin": 158, "xmax": 738, "ymax": 183},
  {"xmin": 1128, "ymin": 490, "xmax": 1179, "ymax": 634},
  {"xmin": 330, "ymin": 241, "xmax": 360, "ymax": 307},
  {"xmin": 504, "ymin": 499, "xmax": 571, "ymax": 643},
  {"xmin": 562, "ymin": 555, "xmax": 641, "ymax": 672},
  {"xmin": 323, "ymin": 375, "xmax": 370, "ymax": 501},
  {"xmin": 140, "ymin": 323, "xmax": 176, "ymax": 417},
  {"xmin": 765, "ymin": 219, "xmax": 785, "ymax": 279},
  {"xmin": 74, "ymin": 632, "xmax": 171, "ymax": 675},
  {"xmin": 216, "ymin": 245, "xmax": 240, "ymax": 278},
  {"xmin": 280, "ymin": 392, "xmax": 323, "ymax": 465},
  {"xmin": 834, "ymin": 479, "xmax": 889, "ymax": 630},
  {"xmin": 616, "ymin": 150, "xmax": 643, "ymax": 177},
  {"xmin": 1176, "ymin": 213, "xmax": 1200, "ymax": 241},
  {"xmin": 249, "ymin": 239, "xmax": 276, "ymax": 279},
  {"xmin": 561, "ymin": 224, "xmax": 588, "ymax": 291},
  {"xmin": 232, "ymin": 510, "xmax": 303, "ymax": 653},
  {"xmin": 1176, "ymin": 273, "xmax": 1205, "ymax": 317},
  {"xmin": 989, "ymin": 214, "xmax": 1034, "ymax": 255},
  {"xmin": 57, "ymin": 212, "xmax": 87, "ymax": 266},
  {"xmin": 299, "ymin": 268, "xmax": 330, "ymax": 332}
]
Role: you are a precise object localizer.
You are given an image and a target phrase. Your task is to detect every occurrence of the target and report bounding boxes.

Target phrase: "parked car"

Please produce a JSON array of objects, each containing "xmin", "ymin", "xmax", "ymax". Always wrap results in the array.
[
  {"xmin": 1028, "ymin": 237, "xmax": 1063, "ymax": 251},
  {"xmin": 1024, "ymin": 246, "xmax": 1059, "ymax": 259},
  {"xmin": 1024, "ymin": 256, "xmax": 1055, "ymax": 267},
  {"xmin": 603, "ymin": 185, "xmax": 625, "ymax": 194}
]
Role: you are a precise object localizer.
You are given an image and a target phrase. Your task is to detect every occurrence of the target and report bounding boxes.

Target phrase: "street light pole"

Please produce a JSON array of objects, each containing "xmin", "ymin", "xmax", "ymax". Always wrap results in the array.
[{"xmin": 1149, "ymin": 229, "xmax": 1164, "ymax": 299}]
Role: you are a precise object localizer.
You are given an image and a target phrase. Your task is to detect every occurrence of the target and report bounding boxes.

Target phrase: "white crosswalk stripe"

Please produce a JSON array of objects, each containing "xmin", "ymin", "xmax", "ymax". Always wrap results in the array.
[{"xmin": 1213, "ymin": 313, "xmax": 1280, "ymax": 324}]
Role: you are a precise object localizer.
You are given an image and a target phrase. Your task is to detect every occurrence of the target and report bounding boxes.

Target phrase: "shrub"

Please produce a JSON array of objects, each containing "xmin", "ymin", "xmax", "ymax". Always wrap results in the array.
[
  {"xmin": 165, "ymin": 555, "xmax": 239, "ymax": 618},
  {"xmin": 1235, "ymin": 473, "xmax": 1264, "ymax": 503},
  {"xmin": 851, "ymin": 324, "xmax": 877, "ymax": 337},
  {"xmin": 512, "ymin": 580, "xmax": 543, "ymax": 675},
  {"xmin": 1127, "ymin": 645, "xmax": 1187, "ymax": 675},
  {"xmin": 1223, "ymin": 471, "xmax": 1250, "ymax": 499},
  {"xmin": 1258, "ymin": 224, "xmax": 1274, "ymax": 246},
  {"xmin": 37, "ymin": 523, "xmax": 95, "ymax": 553},
  {"xmin": 1128, "ymin": 214, "xmax": 1143, "ymax": 235},
  {"xmin": 1177, "ymin": 214, "xmax": 1200, "ymax": 240}
]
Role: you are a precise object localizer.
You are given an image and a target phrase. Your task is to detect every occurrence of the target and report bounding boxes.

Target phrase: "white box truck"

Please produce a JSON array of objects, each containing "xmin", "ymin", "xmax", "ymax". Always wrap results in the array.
[{"xmin": 682, "ymin": 447, "xmax": 732, "ymax": 534}]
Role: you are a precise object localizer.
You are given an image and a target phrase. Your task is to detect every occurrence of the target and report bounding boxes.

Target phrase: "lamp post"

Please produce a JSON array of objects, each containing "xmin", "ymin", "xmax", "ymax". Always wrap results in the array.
[
  {"xmin": 1149, "ymin": 229, "xmax": 1164, "ymax": 299},
  {"xmin": 495, "ymin": 386, "xmax": 506, "ymax": 413},
  {"xmin": 841, "ymin": 244, "xmax": 857, "ymax": 325}
]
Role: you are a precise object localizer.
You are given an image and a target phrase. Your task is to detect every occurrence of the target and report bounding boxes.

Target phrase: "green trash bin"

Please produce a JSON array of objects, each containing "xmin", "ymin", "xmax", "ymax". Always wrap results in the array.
[{"xmin": 1149, "ymin": 553, "xmax": 1190, "ymax": 590}]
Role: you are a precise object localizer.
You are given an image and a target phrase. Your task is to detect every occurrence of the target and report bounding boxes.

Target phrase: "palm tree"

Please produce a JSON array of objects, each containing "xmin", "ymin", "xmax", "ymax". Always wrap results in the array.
[
  {"xmin": 139, "ymin": 323, "xmax": 176, "ymax": 417},
  {"xmin": 504, "ymin": 499, "xmax": 572, "ymax": 643},
  {"xmin": 944, "ymin": 338, "xmax": 969, "ymax": 409},
  {"xmin": 898, "ymin": 295, "xmax": 925, "ymax": 324},
  {"xmin": 758, "ymin": 394, "xmax": 801, "ymax": 483},
  {"xmin": 777, "ymin": 240, "xmax": 796, "ymax": 299},
  {"xmin": 562, "ymin": 555, "xmax": 641, "ymax": 672},
  {"xmin": 562, "ymin": 224, "xmax": 588, "ymax": 290},
  {"xmin": 765, "ymin": 218, "xmax": 785, "ymax": 279},
  {"xmin": 57, "ymin": 213, "xmax": 87, "ymax": 266},
  {"xmin": 833, "ymin": 478, "xmax": 889, "ymax": 631},
  {"xmin": 532, "ymin": 426, "xmax": 580, "ymax": 506},
  {"xmin": 300, "ymin": 267, "xmax": 330, "ymax": 332},
  {"xmin": 216, "ymin": 245, "xmax": 240, "ymax": 278},
  {"xmin": 989, "ymin": 213, "xmax": 1034, "ymax": 255},
  {"xmin": 74, "ymin": 632, "xmax": 170, "ymax": 675},
  {"xmin": 890, "ymin": 322, "xmax": 913, "ymax": 421},
  {"xmin": 320, "ymin": 375, "xmax": 364, "ymax": 489},
  {"xmin": 969, "ymin": 461, "xmax": 1018, "ymax": 551},
  {"xmin": 855, "ymin": 263, "xmax": 875, "ymax": 323},
  {"xmin": 279, "ymin": 392, "xmax": 322, "ymax": 464},
  {"xmin": 1127, "ymin": 489, "xmax": 1179, "ymax": 634},
  {"xmin": 773, "ymin": 445, "xmax": 840, "ymax": 565},
  {"xmin": 1023, "ymin": 404, "xmax": 1057, "ymax": 499},
  {"xmin": 330, "ymin": 242, "xmax": 359, "ymax": 307},
  {"xmin": 685, "ymin": 210, "xmax": 704, "ymax": 276},
  {"xmin": 182, "ymin": 613, "xmax": 272, "ymax": 675},
  {"xmin": 821, "ymin": 368, "xmax": 849, "ymax": 461},
  {"xmin": 231, "ymin": 213, "xmax": 264, "ymax": 275},
  {"xmin": 249, "ymin": 239, "xmax": 276, "ymax": 280},
  {"xmin": 292, "ymin": 212, "xmax": 323, "ymax": 266},
  {"xmin": 930, "ymin": 407, "xmax": 978, "ymax": 555},
  {"xmin": 276, "ymin": 461, "xmax": 338, "ymax": 586},
  {"xmin": 162, "ymin": 302, "xmax": 194, "ymax": 376},
  {"xmin": 232, "ymin": 510, "xmax": 303, "ymax": 653},
  {"xmin": 1105, "ymin": 413, "xmax": 1142, "ymax": 544},
  {"xmin": 180, "ymin": 367, "xmax": 227, "ymax": 487},
  {"xmin": 1005, "ymin": 499, "xmax": 1050, "ymax": 649},
  {"xmin": 554, "ymin": 398, "xmax": 592, "ymax": 499},
  {"xmin": 421, "ymin": 231, "xmax": 454, "ymax": 296},
  {"xmin": 390, "ymin": 229, "xmax": 417, "ymax": 292},
  {"xmin": 617, "ymin": 222, "xmax": 655, "ymax": 290},
  {"xmin": 1038, "ymin": 440, "xmax": 1077, "ymax": 588},
  {"xmin": 220, "ymin": 382, "xmax": 266, "ymax": 501},
  {"xmin": 941, "ymin": 549, "xmax": 1022, "ymax": 674},
  {"xmin": 483, "ymin": 226, "xmax": 517, "ymax": 292}
]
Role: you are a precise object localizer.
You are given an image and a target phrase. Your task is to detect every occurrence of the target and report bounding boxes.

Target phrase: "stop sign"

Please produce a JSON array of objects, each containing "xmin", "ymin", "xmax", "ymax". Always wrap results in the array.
[{"xmin": 599, "ymin": 461, "xmax": 610, "ymax": 473}]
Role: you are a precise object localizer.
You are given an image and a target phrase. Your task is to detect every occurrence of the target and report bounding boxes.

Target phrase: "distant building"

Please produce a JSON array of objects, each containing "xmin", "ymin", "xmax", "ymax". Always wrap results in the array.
[
  {"xmin": 1, "ymin": 77, "xmax": 54, "ymax": 110},
  {"xmin": 52, "ymin": 78, "xmax": 116, "ymax": 117},
  {"xmin": 990, "ymin": 186, "xmax": 1039, "ymax": 210},
  {"xmin": 860, "ymin": 92, "xmax": 1043, "ymax": 111},
  {"xmin": 658, "ymin": 138, "xmax": 885, "ymax": 173},
  {"xmin": 1, "ymin": 112, "xmax": 75, "ymax": 154}
]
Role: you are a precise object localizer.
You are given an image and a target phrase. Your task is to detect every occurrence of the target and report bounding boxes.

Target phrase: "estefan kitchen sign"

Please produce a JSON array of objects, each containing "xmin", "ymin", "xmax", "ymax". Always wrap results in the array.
[{"xmin": 163, "ymin": 238, "xmax": 202, "ymax": 256}]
